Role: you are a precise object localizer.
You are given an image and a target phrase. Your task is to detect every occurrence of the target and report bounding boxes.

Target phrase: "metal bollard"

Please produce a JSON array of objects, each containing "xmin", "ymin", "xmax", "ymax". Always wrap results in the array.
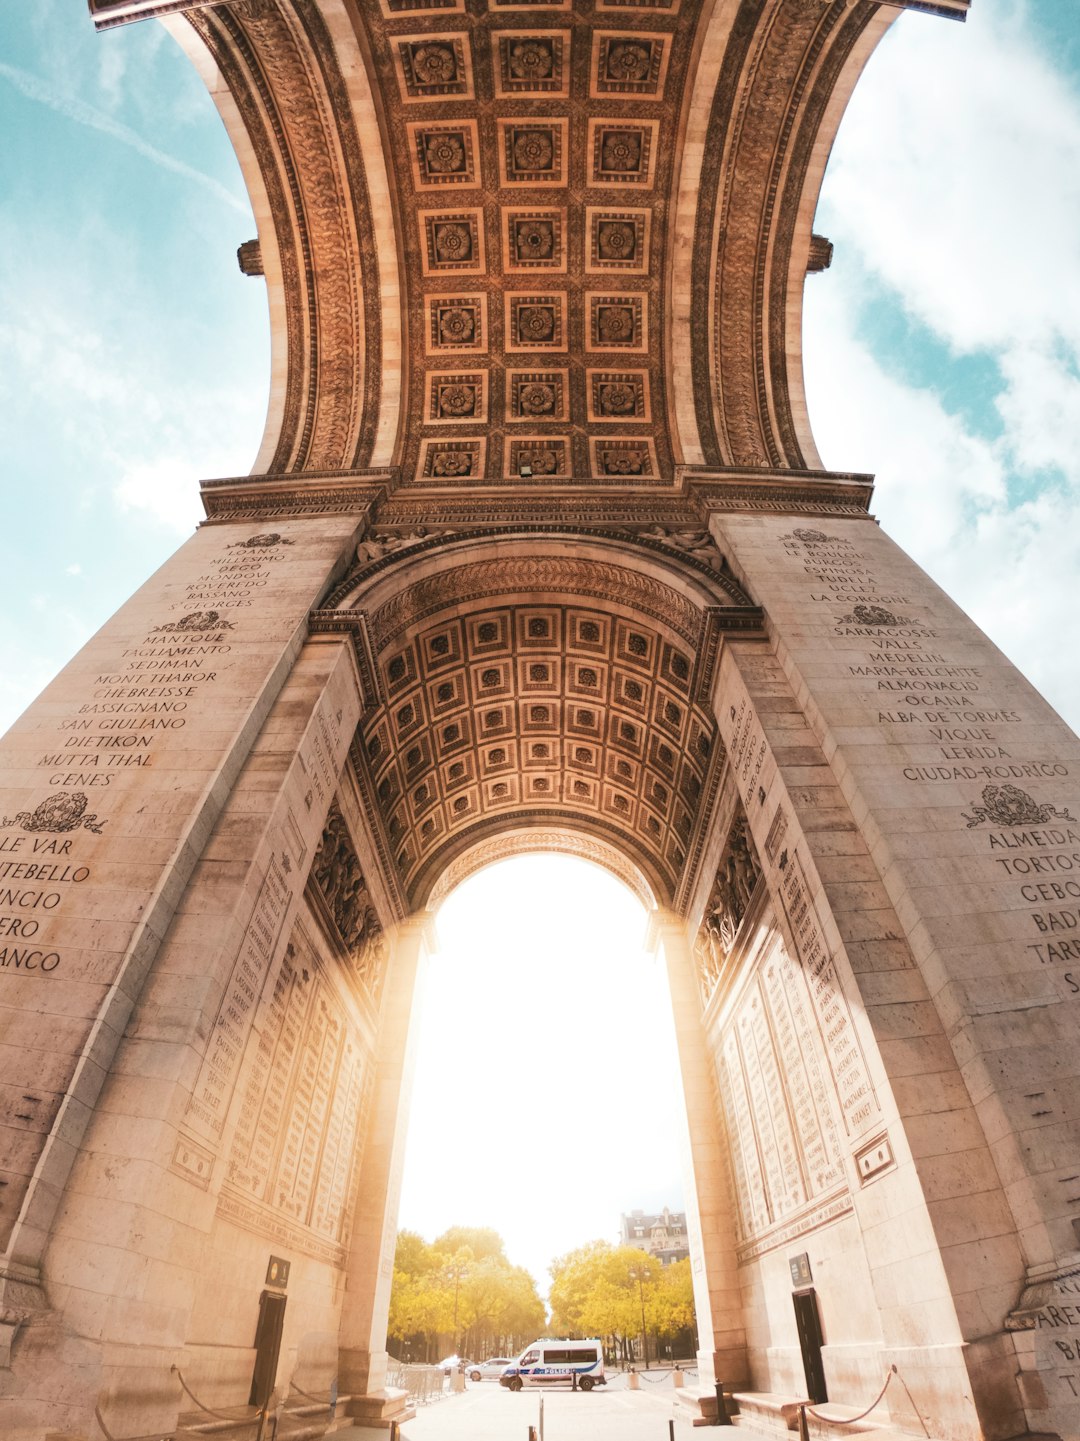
[
  {"xmin": 629, "ymin": 1369, "xmax": 640, "ymax": 1390},
  {"xmin": 389, "ymin": 1424, "xmax": 400, "ymax": 1441},
  {"xmin": 673, "ymin": 1365, "xmax": 685, "ymax": 1390},
  {"xmin": 528, "ymin": 1427, "xmax": 538, "ymax": 1441},
  {"xmin": 669, "ymin": 1420, "xmax": 676, "ymax": 1441},
  {"xmin": 714, "ymin": 1381, "xmax": 732, "ymax": 1426}
]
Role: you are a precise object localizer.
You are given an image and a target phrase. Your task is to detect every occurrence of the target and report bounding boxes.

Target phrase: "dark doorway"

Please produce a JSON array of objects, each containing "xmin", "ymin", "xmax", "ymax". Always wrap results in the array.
[
  {"xmin": 792, "ymin": 1289, "xmax": 827, "ymax": 1404},
  {"xmin": 249, "ymin": 1290, "xmax": 287, "ymax": 1407}
]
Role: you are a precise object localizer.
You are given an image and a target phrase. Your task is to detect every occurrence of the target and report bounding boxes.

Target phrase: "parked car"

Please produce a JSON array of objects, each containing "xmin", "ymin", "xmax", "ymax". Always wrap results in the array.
[
  {"xmin": 435, "ymin": 1355, "xmax": 476, "ymax": 1376},
  {"xmin": 468, "ymin": 1358, "xmax": 513, "ymax": 1381}
]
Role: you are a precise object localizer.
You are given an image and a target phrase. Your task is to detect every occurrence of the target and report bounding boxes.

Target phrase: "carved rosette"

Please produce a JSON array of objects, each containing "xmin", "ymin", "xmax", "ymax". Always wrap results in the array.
[{"xmin": 694, "ymin": 804, "xmax": 763, "ymax": 1006}]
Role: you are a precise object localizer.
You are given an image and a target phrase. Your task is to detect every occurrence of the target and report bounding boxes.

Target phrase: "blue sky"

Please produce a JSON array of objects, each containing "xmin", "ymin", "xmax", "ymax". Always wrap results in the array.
[
  {"xmin": 2, "ymin": 0, "xmax": 1078, "ymax": 737},
  {"xmin": 804, "ymin": 0, "xmax": 1080, "ymax": 729},
  {"xmin": 0, "ymin": 0, "xmax": 267, "ymax": 728}
]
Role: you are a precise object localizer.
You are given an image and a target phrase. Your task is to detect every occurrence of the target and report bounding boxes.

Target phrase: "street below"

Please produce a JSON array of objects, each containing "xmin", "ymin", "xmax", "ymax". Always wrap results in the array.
[{"xmin": 337, "ymin": 1373, "xmax": 706, "ymax": 1441}]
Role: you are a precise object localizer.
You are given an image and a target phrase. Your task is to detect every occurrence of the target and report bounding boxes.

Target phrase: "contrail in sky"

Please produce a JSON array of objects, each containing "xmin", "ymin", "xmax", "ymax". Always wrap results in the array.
[{"xmin": 0, "ymin": 60, "xmax": 249, "ymax": 215}]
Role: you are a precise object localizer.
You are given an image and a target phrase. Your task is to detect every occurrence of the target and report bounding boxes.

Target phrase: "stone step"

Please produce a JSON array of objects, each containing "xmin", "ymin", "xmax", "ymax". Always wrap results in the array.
[{"xmin": 731, "ymin": 1391, "xmax": 901, "ymax": 1438}]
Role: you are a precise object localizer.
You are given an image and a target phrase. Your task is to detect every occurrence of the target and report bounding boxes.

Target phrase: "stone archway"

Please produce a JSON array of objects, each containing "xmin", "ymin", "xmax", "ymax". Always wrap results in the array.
[{"xmin": 9, "ymin": 3, "xmax": 1080, "ymax": 1440}]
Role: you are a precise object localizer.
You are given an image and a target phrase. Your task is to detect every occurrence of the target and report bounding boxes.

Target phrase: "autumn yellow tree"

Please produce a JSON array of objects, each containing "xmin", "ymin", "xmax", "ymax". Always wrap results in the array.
[
  {"xmin": 548, "ymin": 1242, "xmax": 696, "ymax": 1366},
  {"xmin": 387, "ymin": 1227, "xmax": 545, "ymax": 1363}
]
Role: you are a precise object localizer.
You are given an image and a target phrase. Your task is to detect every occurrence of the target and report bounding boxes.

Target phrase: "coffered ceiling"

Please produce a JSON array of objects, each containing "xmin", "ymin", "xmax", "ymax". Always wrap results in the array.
[{"xmin": 87, "ymin": 0, "xmax": 971, "ymax": 491}]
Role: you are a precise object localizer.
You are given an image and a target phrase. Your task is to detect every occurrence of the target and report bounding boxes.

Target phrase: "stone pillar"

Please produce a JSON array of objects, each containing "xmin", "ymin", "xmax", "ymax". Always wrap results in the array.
[
  {"xmin": 0, "ymin": 515, "xmax": 364, "ymax": 1438},
  {"xmin": 338, "ymin": 914, "xmax": 433, "ymax": 1424},
  {"xmin": 710, "ymin": 510, "xmax": 1080, "ymax": 1440},
  {"xmin": 650, "ymin": 910, "xmax": 747, "ymax": 1392}
]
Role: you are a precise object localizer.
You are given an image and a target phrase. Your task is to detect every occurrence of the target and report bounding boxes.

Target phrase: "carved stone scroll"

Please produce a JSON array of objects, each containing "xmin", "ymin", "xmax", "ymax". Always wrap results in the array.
[
  {"xmin": 311, "ymin": 802, "xmax": 387, "ymax": 1001},
  {"xmin": 694, "ymin": 802, "xmax": 763, "ymax": 1005}
]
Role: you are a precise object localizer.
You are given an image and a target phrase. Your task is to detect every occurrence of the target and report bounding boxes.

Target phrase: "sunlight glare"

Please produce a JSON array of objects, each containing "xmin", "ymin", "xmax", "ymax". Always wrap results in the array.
[{"xmin": 396, "ymin": 853, "xmax": 688, "ymax": 1297}]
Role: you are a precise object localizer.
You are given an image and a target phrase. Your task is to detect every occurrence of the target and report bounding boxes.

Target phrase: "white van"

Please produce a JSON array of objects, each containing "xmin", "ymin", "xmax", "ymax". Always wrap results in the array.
[{"xmin": 499, "ymin": 1339, "xmax": 606, "ymax": 1391}]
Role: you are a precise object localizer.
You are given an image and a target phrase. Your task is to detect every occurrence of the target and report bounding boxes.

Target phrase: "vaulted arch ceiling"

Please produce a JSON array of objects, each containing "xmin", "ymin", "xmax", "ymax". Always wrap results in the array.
[
  {"xmin": 317, "ymin": 528, "xmax": 763, "ymax": 906},
  {"xmin": 92, "ymin": 0, "xmax": 969, "ymax": 490}
]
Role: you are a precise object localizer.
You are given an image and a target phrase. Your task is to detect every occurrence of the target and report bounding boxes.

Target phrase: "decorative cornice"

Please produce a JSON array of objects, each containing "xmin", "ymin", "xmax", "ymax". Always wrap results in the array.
[
  {"xmin": 308, "ymin": 610, "xmax": 381, "ymax": 708},
  {"xmin": 683, "ymin": 464, "xmax": 875, "ymax": 517},
  {"xmin": 885, "ymin": 0, "xmax": 970, "ymax": 17},
  {"xmin": 88, "ymin": 0, "xmax": 224, "ymax": 30},
  {"xmin": 199, "ymin": 470, "xmax": 393, "ymax": 521}
]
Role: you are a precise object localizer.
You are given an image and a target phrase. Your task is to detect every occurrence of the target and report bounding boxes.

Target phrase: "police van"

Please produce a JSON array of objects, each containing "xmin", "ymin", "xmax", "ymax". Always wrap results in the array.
[{"xmin": 499, "ymin": 1339, "xmax": 606, "ymax": 1391}]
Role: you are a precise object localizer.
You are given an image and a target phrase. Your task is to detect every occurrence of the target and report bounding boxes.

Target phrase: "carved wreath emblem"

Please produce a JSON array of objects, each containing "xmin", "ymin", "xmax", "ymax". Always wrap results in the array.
[
  {"xmin": 227, "ymin": 532, "xmax": 293, "ymax": 549},
  {"xmin": 962, "ymin": 784, "xmax": 1075, "ymax": 830},
  {"xmin": 152, "ymin": 610, "xmax": 235, "ymax": 633},
  {"xmin": 791, "ymin": 528, "xmax": 833, "ymax": 544},
  {"xmin": 1, "ymin": 792, "xmax": 105, "ymax": 834},
  {"xmin": 836, "ymin": 603, "xmax": 910, "ymax": 627}
]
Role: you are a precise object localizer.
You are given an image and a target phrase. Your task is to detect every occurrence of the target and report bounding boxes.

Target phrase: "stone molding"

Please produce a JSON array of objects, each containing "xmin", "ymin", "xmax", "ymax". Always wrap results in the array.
[
  {"xmin": 324, "ymin": 523, "xmax": 761, "ymax": 615},
  {"xmin": 200, "ymin": 470, "xmax": 393, "ymax": 521},
  {"xmin": 426, "ymin": 826, "xmax": 657, "ymax": 911}
]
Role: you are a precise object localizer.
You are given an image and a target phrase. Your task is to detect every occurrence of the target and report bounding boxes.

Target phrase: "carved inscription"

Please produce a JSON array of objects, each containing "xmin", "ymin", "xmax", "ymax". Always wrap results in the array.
[
  {"xmin": 185, "ymin": 854, "xmax": 293, "ymax": 1142},
  {"xmin": 777, "ymin": 850, "xmax": 878, "ymax": 1135},
  {"xmin": 717, "ymin": 934, "xmax": 846, "ymax": 1244},
  {"xmin": 224, "ymin": 937, "xmax": 368, "ymax": 1262},
  {"xmin": 779, "ymin": 526, "xmax": 1079, "ymax": 1002},
  {"xmin": 1009, "ymin": 1269, "xmax": 1080, "ymax": 1425},
  {"xmin": 0, "ymin": 536, "xmax": 289, "ymax": 987}
]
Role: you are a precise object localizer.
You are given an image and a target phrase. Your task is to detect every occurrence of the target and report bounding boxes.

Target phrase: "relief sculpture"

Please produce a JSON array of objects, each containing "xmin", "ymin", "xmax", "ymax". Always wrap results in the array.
[
  {"xmin": 694, "ymin": 806, "xmax": 762, "ymax": 1004},
  {"xmin": 311, "ymin": 803, "xmax": 387, "ymax": 1000}
]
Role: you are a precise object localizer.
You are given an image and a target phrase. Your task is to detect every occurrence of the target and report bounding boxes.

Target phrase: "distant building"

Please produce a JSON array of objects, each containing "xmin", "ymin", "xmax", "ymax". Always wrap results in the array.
[{"xmin": 620, "ymin": 1207, "xmax": 690, "ymax": 1266}]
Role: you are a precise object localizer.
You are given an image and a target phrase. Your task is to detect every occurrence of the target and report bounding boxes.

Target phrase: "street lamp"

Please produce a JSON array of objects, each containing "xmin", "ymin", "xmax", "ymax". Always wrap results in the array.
[{"xmin": 628, "ymin": 1264, "xmax": 652, "ymax": 1367}]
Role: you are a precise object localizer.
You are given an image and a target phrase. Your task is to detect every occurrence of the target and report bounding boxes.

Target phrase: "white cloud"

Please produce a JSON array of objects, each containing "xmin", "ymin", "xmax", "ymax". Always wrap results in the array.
[
  {"xmin": 804, "ymin": 0, "xmax": 1080, "ymax": 735},
  {"xmin": 818, "ymin": 2, "xmax": 1080, "ymax": 359},
  {"xmin": 112, "ymin": 454, "xmax": 207, "ymax": 534},
  {"xmin": 803, "ymin": 274, "xmax": 1006, "ymax": 561}
]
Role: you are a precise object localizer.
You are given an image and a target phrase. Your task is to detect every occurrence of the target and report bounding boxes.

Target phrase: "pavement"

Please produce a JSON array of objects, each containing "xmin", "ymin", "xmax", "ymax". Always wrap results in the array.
[{"xmin": 333, "ymin": 1372, "xmax": 720, "ymax": 1441}]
